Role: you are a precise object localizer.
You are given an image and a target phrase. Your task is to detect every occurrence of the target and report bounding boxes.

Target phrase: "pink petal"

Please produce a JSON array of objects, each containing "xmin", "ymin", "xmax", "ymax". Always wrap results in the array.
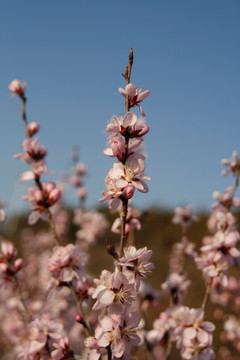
[
  {"xmin": 132, "ymin": 180, "xmax": 149, "ymax": 193},
  {"xmin": 137, "ymin": 90, "xmax": 151, "ymax": 102},
  {"xmin": 20, "ymin": 171, "xmax": 34, "ymax": 181},
  {"xmin": 118, "ymin": 87, "xmax": 127, "ymax": 96}
]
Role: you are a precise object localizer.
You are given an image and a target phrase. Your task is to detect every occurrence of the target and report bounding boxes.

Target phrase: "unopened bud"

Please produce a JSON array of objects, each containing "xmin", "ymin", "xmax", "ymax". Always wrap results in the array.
[
  {"xmin": 122, "ymin": 184, "xmax": 135, "ymax": 199},
  {"xmin": 1, "ymin": 242, "xmax": 16, "ymax": 260},
  {"xmin": 28, "ymin": 122, "xmax": 40, "ymax": 136},
  {"xmin": 48, "ymin": 188, "xmax": 61, "ymax": 205},
  {"xmin": 75, "ymin": 315, "xmax": 83, "ymax": 323},
  {"xmin": 13, "ymin": 258, "xmax": 24, "ymax": 272},
  {"xmin": 0, "ymin": 262, "xmax": 8, "ymax": 273}
]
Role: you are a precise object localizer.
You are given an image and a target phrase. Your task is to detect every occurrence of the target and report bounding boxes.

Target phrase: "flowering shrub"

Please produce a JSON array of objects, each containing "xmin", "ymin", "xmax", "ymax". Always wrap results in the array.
[{"xmin": 0, "ymin": 49, "xmax": 239, "ymax": 360}]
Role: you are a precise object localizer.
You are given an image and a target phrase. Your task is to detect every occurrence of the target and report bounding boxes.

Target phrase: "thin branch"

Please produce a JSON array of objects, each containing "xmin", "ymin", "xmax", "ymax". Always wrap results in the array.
[
  {"xmin": 201, "ymin": 278, "xmax": 212, "ymax": 311},
  {"xmin": 69, "ymin": 284, "xmax": 90, "ymax": 336},
  {"xmin": 12, "ymin": 275, "xmax": 32, "ymax": 322}
]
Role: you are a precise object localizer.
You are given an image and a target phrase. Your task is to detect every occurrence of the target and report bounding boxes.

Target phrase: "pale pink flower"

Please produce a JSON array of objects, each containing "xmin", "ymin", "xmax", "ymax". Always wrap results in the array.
[
  {"xmin": 23, "ymin": 182, "xmax": 61, "ymax": 224},
  {"xmin": 201, "ymin": 230, "xmax": 240, "ymax": 266},
  {"xmin": 172, "ymin": 205, "xmax": 198, "ymax": 227},
  {"xmin": 51, "ymin": 336, "xmax": 73, "ymax": 359},
  {"xmin": 195, "ymin": 252, "xmax": 229, "ymax": 287},
  {"xmin": 14, "ymin": 138, "xmax": 47, "ymax": 164},
  {"xmin": 173, "ymin": 306, "xmax": 215, "ymax": 360},
  {"xmin": 116, "ymin": 246, "xmax": 154, "ymax": 288},
  {"xmin": 99, "ymin": 174, "xmax": 123, "ymax": 211},
  {"xmin": 86, "ymin": 312, "xmax": 141, "ymax": 359},
  {"xmin": 108, "ymin": 154, "xmax": 150, "ymax": 193},
  {"xmin": 20, "ymin": 161, "xmax": 54, "ymax": 182},
  {"xmin": 8, "ymin": 79, "xmax": 27, "ymax": 96},
  {"xmin": 27, "ymin": 318, "xmax": 63, "ymax": 356},
  {"xmin": 106, "ymin": 112, "xmax": 149, "ymax": 138},
  {"xmin": 103, "ymin": 135, "xmax": 143, "ymax": 161},
  {"xmin": 221, "ymin": 151, "xmax": 240, "ymax": 176},
  {"xmin": 207, "ymin": 210, "xmax": 235, "ymax": 233},
  {"xmin": 119, "ymin": 83, "xmax": 150, "ymax": 116},
  {"xmin": 212, "ymin": 187, "xmax": 240, "ymax": 210},
  {"xmin": 48, "ymin": 244, "xmax": 87, "ymax": 282},
  {"xmin": 92, "ymin": 269, "xmax": 135, "ymax": 310},
  {"xmin": 162, "ymin": 272, "xmax": 191, "ymax": 304}
]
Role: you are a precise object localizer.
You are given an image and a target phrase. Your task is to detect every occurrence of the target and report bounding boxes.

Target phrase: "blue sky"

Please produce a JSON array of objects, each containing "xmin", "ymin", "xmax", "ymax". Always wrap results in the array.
[{"xmin": 1, "ymin": 1, "xmax": 240, "ymax": 215}]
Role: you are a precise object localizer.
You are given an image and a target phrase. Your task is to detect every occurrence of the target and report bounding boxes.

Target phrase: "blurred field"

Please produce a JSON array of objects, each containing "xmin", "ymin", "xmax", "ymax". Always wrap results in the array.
[{"xmin": 1, "ymin": 206, "xmax": 240, "ymax": 359}]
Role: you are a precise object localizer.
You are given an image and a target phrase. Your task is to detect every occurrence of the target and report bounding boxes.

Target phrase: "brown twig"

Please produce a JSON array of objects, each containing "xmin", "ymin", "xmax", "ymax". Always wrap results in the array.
[
  {"xmin": 201, "ymin": 278, "xmax": 212, "ymax": 311},
  {"xmin": 119, "ymin": 198, "xmax": 128, "ymax": 259},
  {"xmin": 69, "ymin": 284, "xmax": 90, "ymax": 336}
]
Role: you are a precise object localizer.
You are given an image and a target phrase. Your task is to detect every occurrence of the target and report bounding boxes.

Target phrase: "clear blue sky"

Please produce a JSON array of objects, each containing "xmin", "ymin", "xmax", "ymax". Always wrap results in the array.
[{"xmin": 1, "ymin": 1, "xmax": 240, "ymax": 215}]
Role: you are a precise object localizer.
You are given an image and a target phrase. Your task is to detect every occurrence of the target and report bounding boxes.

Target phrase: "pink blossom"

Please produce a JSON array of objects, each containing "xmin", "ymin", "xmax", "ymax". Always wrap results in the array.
[
  {"xmin": 207, "ymin": 210, "xmax": 235, "ymax": 233},
  {"xmin": 92, "ymin": 269, "xmax": 135, "ymax": 310},
  {"xmin": 51, "ymin": 336, "xmax": 73, "ymax": 359},
  {"xmin": 162, "ymin": 272, "xmax": 191, "ymax": 304},
  {"xmin": 23, "ymin": 182, "xmax": 61, "ymax": 209},
  {"xmin": 8, "ymin": 79, "xmax": 27, "ymax": 96},
  {"xmin": 14, "ymin": 138, "xmax": 47, "ymax": 164},
  {"xmin": 221, "ymin": 151, "xmax": 240, "ymax": 176},
  {"xmin": 99, "ymin": 174, "xmax": 123, "ymax": 211},
  {"xmin": 212, "ymin": 187, "xmax": 240, "ymax": 210},
  {"xmin": 86, "ymin": 311, "xmax": 141, "ymax": 359},
  {"xmin": 48, "ymin": 244, "xmax": 87, "ymax": 282},
  {"xmin": 116, "ymin": 246, "xmax": 154, "ymax": 287},
  {"xmin": 200, "ymin": 230, "xmax": 240, "ymax": 266},
  {"xmin": 103, "ymin": 135, "xmax": 143, "ymax": 161},
  {"xmin": 26, "ymin": 318, "xmax": 64, "ymax": 356},
  {"xmin": 108, "ymin": 154, "xmax": 150, "ymax": 193},
  {"xmin": 119, "ymin": 83, "xmax": 150, "ymax": 116},
  {"xmin": 106, "ymin": 112, "xmax": 149, "ymax": 138},
  {"xmin": 173, "ymin": 307, "xmax": 215, "ymax": 359},
  {"xmin": 20, "ymin": 161, "xmax": 54, "ymax": 182},
  {"xmin": 172, "ymin": 205, "xmax": 198, "ymax": 227}
]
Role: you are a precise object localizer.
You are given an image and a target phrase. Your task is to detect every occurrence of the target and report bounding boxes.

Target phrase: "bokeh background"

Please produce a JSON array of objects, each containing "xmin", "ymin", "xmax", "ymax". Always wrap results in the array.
[{"xmin": 1, "ymin": 0, "xmax": 240, "ymax": 215}]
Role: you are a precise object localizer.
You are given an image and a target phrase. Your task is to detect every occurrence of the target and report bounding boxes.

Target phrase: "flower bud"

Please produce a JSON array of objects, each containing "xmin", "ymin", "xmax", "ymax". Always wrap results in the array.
[
  {"xmin": 13, "ymin": 258, "xmax": 24, "ymax": 272},
  {"xmin": 111, "ymin": 137, "xmax": 125, "ymax": 161},
  {"xmin": 75, "ymin": 315, "xmax": 83, "ymax": 323},
  {"xmin": 0, "ymin": 262, "xmax": 8, "ymax": 273},
  {"xmin": 27, "ymin": 122, "xmax": 40, "ymax": 136},
  {"xmin": 34, "ymin": 190, "xmax": 44, "ymax": 204},
  {"xmin": 8, "ymin": 80, "xmax": 27, "ymax": 95},
  {"xmin": 122, "ymin": 184, "xmax": 135, "ymax": 199},
  {"xmin": 48, "ymin": 188, "xmax": 61, "ymax": 205},
  {"xmin": 1, "ymin": 242, "xmax": 16, "ymax": 260}
]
